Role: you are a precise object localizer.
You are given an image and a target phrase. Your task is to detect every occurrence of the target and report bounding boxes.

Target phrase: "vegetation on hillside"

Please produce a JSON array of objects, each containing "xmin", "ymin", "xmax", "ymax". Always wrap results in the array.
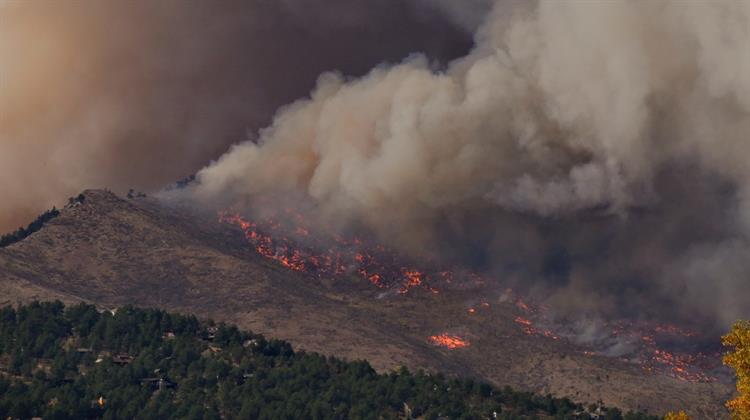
[
  {"xmin": 0, "ymin": 301, "xmax": 658, "ymax": 419},
  {"xmin": 0, "ymin": 193, "xmax": 88, "ymax": 249},
  {"xmin": 0, "ymin": 208, "xmax": 60, "ymax": 248}
]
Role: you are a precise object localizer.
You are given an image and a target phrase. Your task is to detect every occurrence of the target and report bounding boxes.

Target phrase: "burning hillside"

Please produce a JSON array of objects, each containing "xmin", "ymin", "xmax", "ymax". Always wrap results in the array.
[
  {"xmin": 503, "ymin": 286, "xmax": 722, "ymax": 383},
  {"xmin": 193, "ymin": 1, "xmax": 750, "ymax": 345},
  {"xmin": 219, "ymin": 210, "xmax": 444, "ymax": 294},
  {"xmin": 511, "ymin": 294, "xmax": 723, "ymax": 383},
  {"xmin": 597, "ymin": 321, "xmax": 722, "ymax": 383},
  {"xmin": 429, "ymin": 333, "xmax": 470, "ymax": 349},
  {"xmin": 219, "ymin": 206, "xmax": 725, "ymax": 385},
  {"xmin": 0, "ymin": 190, "xmax": 734, "ymax": 416}
]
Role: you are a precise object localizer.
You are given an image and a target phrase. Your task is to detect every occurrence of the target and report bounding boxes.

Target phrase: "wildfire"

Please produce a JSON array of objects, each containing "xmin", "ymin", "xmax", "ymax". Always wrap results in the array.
[
  {"xmin": 514, "ymin": 316, "xmax": 532, "ymax": 327},
  {"xmin": 219, "ymin": 210, "xmax": 442, "ymax": 294},
  {"xmin": 514, "ymin": 316, "xmax": 559, "ymax": 340},
  {"xmin": 514, "ymin": 316, "xmax": 535, "ymax": 335},
  {"xmin": 399, "ymin": 270, "xmax": 424, "ymax": 294},
  {"xmin": 592, "ymin": 320, "xmax": 721, "ymax": 382},
  {"xmin": 220, "ymin": 209, "xmax": 718, "ymax": 383},
  {"xmin": 639, "ymin": 329, "xmax": 717, "ymax": 382},
  {"xmin": 515, "ymin": 299, "xmax": 530, "ymax": 312},
  {"xmin": 429, "ymin": 333, "xmax": 470, "ymax": 349},
  {"xmin": 511, "ymin": 297, "xmax": 717, "ymax": 381},
  {"xmin": 466, "ymin": 301, "xmax": 490, "ymax": 315}
]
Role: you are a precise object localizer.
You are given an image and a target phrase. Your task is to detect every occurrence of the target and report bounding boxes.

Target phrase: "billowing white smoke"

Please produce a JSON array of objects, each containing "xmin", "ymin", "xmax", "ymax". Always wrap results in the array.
[
  {"xmin": 194, "ymin": 1, "xmax": 750, "ymax": 327},
  {"xmin": 0, "ymin": 0, "xmax": 471, "ymax": 233}
]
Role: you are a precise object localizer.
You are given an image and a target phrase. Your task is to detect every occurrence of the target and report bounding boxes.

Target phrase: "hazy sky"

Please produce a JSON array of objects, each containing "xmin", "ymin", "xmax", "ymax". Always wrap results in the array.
[
  {"xmin": 5, "ymin": 1, "xmax": 750, "ymax": 331},
  {"xmin": 0, "ymin": 0, "xmax": 479, "ymax": 231}
]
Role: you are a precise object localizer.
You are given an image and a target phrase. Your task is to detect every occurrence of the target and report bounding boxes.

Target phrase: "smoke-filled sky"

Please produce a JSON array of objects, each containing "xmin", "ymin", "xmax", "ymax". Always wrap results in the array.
[
  {"xmin": 4, "ymin": 1, "xmax": 750, "ymax": 331},
  {"xmin": 192, "ymin": 0, "xmax": 750, "ymax": 330},
  {"xmin": 0, "ymin": 0, "xmax": 480, "ymax": 232}
]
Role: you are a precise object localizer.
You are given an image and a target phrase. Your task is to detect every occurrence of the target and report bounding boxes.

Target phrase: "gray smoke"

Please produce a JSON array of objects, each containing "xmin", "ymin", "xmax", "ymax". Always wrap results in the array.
[
  {"xmin": 0, "ymin": 0, "xmax": 472, "ymax": 232},
  {"xmin": 194, "ymin": 1, "xmax": 750, "ymax": 329}
]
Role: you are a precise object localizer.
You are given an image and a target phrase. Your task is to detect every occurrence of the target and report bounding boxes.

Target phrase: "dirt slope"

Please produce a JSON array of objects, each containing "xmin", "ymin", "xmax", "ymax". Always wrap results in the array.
[{"xmin": 0, "ymin": 190, "xmax": 733, "ymax": 418}]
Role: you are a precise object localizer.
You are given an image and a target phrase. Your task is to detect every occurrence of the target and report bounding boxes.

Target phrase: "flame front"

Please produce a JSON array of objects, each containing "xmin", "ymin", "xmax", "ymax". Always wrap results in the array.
[
  {"xmin": 220, "ymin": 209, "xmax": 719, "ymax": 383},
  {"xmin": 607, "ymin": 321, "xmax": 718, "ymax": 382},
  {"xmin": 429, "ymin": 333, "xmax": 470, "ymax": 349},
  {"xmin": 219, "ymin": 210, "xmax": 441, "ymax": 294}
]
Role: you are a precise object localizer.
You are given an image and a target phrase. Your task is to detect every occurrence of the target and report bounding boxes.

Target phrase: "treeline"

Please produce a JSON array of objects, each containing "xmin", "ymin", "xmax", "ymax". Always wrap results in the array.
[
  {"xmin": 0, "ymin": 208, "xmax": 60, "ymax": 248},
  {"xmin": 0, "ymin": 302, "xmax": 658, "ymax": 419},
  {"xmin": 0, "ymin": 194, "xmax": 86, "ymax": 249}
]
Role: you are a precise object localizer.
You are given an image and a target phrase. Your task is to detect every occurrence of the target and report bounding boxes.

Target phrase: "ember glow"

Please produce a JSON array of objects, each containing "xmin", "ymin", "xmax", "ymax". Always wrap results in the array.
[
  {"xmin": 220, "ymin": 209, "xmax": 720, "ymax": 383},
  {"xmin": 466, "ymin": 302, "xmax": 489, "ymax": 315},
  {"xmin": 429, "ymin": 334, "xmax": 470, "ymax": 349},
  {"xmin": 514, "ymin": 316, "xmax": 559, "ymax": 340},
  {"xmin": 219, "ymin": 210, "xmax": 441, "ymax": 294},
  {"xmin": 506, "ymin": 290, "xmax": 560, "ymax": 340},
  {"xmin": 606, "ymin": 321, "xmax": 720, "ymax": 382},
  {"xmin": 505, "ymin": 290, "xmax": 718, "ymax": 382}
]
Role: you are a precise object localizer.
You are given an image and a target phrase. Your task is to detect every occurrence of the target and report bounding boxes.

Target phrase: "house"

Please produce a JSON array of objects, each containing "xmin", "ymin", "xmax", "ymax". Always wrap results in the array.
[
  {"xmin": 112, "ymin": 354, "xmax": 134, "ymax": 365},
  {"xmin": 206, "ymin": 326, "xmax": 219, "ymax": 340},
  {"xmin": 141, "ymin": 377, "xmax": 175, "ymax": 392}
]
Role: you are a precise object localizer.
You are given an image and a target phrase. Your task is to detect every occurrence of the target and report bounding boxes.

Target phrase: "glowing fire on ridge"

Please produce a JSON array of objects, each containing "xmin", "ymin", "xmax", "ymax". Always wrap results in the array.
[
  {"xmin": 606, "ymin": 321, "xmax": 719, "ymax": 382},
  {"xmin": 429, "ymin": 333, "xmax": 470, "ymax": 349},
  {"xmin": 506, "ymin": 290, "xmax": 717, "ymax": 381},
  {"xmin": 219, "ymin": 210, "xmax": 440, "ymax": 294},
  {"xmin": 220, "ymin": 209, "xmax": 720, "ymax": 383}
]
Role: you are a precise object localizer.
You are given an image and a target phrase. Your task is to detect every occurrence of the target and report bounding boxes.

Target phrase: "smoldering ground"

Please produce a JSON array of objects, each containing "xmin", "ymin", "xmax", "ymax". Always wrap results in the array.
[
  {"xmin": 0, "ymin": 0, "xmax": 477, "ymax": 232},
  {"xmin": 191, "ymin": 0, "xmax": 750, "ymax": 332}
]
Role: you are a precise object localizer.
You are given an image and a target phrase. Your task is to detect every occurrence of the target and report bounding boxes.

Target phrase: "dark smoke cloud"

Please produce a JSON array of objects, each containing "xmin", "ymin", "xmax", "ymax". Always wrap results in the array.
[
  {"xmin": 0, "ymin": 0, "xmax": 475, "ymax": 232},
  {"xmin": 193, "ymin": 1, "xmax": 750, "ymax": 331}
]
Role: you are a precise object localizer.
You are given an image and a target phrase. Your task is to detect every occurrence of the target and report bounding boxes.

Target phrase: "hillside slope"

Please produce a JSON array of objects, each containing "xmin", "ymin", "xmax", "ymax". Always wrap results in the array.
[
  {"xmin": 0, "ymin": 190, "xmax": 733, "ymax": 418},
  {"xmin": 0, "ymin": 301, "xmax": 656, "ymax": 419}
]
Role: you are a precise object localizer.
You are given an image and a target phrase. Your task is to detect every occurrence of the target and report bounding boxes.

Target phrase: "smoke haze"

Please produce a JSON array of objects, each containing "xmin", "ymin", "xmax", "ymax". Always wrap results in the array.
[
  {"xmin": 194, "ymin": 1, "xmax": 750, "ymax": 330},
  {"xmin": 0, "ymin": 0, "xmax": 474, "ymax": 232}
]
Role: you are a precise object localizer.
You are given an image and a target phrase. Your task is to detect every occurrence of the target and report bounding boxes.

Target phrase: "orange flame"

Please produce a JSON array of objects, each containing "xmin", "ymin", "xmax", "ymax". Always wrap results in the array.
[
  {"xmin": 429, "ymin": 333, "xmax": 470, "ymax": 349},
  {"xmin": 221, "ymin": 210, "xmax": 716, "ymax": 382},
  {"xmin": 600, "ymin": 320, "xmax": 718, "ymax": 382},
  {"xmin": 515, "ymin": 299, "xmax": 530, "ymax": 312},
  {"xmin": 514, "ymin": 316, "xmax": 559, "ymax": 340},
  {"xmin": 219, "ymin": 210, "xmax": 440, "ymax": 294}
]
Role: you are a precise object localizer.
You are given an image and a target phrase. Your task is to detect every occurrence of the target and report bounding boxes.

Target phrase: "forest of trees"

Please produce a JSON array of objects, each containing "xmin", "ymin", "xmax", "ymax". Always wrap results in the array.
[
  {"xmin": 0, "ymin": 194, "xmax": 88, "ymax": 249},
  {"xmin": 0, "ymin": 208, "xmax": 60, "ymax": 248},
  {"xmin": 0, "ymin": 301, "xmax": 658, "ymax": 420}
]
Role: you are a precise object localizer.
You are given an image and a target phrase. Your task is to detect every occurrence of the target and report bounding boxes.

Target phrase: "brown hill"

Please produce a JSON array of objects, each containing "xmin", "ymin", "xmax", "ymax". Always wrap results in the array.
[{"xmin": 0, "ymin": 190, "xmax": 733, "ymax": 418}]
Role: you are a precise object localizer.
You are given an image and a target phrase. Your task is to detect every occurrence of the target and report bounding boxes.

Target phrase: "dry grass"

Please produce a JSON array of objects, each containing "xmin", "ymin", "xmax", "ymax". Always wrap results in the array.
[{"xmin": 0, "ymin": 190, "xmax": 732, "ymax": 419}]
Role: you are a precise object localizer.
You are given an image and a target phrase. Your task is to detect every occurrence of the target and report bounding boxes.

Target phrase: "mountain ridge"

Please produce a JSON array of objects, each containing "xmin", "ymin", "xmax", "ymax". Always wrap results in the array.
[{"xmin": 0, "ymin": 189, "xmax": 733, "ymax": 418}]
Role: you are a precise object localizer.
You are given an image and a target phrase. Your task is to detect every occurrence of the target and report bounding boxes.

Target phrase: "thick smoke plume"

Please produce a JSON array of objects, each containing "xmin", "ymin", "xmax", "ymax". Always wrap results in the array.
[
  {"xmin": 195, "ymin": 1, "xmax": 750, "ymax": 330},
  {"xmin": 0, "ymin": 0, "xmax": 473, "ymax": 232}
]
